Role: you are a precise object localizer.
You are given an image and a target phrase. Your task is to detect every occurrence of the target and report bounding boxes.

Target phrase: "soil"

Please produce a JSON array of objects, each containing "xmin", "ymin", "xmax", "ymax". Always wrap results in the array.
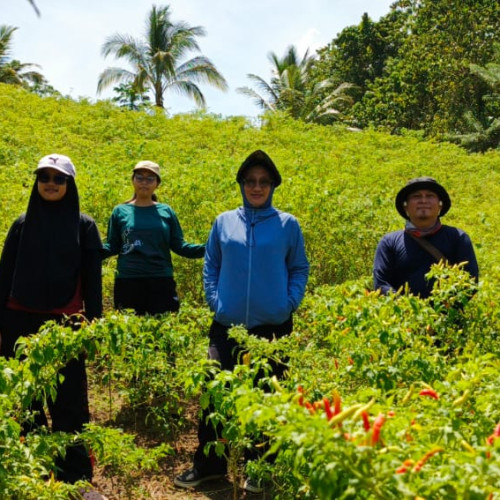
[{"xmin": 87, "ymin": 381, "xmax": 271, "ymax": 500}]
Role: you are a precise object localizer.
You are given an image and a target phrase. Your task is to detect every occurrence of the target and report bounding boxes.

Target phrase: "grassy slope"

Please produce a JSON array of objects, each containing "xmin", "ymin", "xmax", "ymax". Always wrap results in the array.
[{"xmin": 1, "ymin": 84, "xmax": 498, "ymax": 302}]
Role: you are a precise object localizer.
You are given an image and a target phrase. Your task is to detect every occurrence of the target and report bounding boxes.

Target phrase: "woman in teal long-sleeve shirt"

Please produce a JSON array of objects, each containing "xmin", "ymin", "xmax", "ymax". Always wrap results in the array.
[{"xmin": 103, "ymin": 160, "xmax": 205, "ymax": 315}]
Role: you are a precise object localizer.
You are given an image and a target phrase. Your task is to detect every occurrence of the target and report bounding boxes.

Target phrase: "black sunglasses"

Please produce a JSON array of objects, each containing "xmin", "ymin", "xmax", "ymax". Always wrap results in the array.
[{"xmin": 37, "ymin": 172, "xmax": 69, "ymax": 185}]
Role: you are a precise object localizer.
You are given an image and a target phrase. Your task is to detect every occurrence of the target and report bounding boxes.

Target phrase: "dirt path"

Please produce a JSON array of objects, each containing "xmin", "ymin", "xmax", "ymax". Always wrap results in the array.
[{"xmin": 88, "ymin": 384, "xmax": 271, "ymax": 499}]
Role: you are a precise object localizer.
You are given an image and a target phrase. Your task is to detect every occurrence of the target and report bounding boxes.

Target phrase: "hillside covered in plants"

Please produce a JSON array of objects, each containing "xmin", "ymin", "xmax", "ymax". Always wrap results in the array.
[
  {"xmin": 0, "ymin": 85, "xmax": 499, "ymax": 499},
  {"xmin": 1, "ymin": 84, "xmax": 498, "ymax": 292}
]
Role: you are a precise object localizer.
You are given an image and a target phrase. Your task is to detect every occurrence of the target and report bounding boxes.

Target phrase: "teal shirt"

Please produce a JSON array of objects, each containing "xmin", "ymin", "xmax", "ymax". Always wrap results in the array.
[{"xmin": 103, "ymin": 203, "xmax": 205, "ymax": 278}]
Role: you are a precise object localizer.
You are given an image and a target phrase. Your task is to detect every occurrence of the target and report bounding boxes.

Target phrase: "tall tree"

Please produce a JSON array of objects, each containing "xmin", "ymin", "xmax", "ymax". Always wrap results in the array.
[
  {"xmin": 0, "ymin": 25, "xmax": 45, "ymax": 88},
  {"xmin": 27, "ymin": 0, "xmax": 40, "ymax": 16},
  {"xmin": 313, "ymin": 11, "xmax": 408, "ymax": 93},
  {"xmin": 446, "ymin": 56, "xmax": 500, "ymax": 152},
  {"xmin": 356, "ymin": 0, "xmax": 500, "ymax": 136},
  {"xmin": 97, "ymin": 4, "xmax": 227, "ymax": 109},
  {"xmin": 237, "ymin": 45, "xmax": 356, "ymax": 123},
  {"xmin": 237, "ymin": 46, "xmax": 314, "ymax": 116}
]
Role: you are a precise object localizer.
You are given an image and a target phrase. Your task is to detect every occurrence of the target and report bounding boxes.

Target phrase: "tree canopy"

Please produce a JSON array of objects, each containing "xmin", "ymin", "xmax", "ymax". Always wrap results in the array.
[
  {"xmin": 0, "ymin": 25, "xmax": 46, "ymax": 89},
  {"xmin": 237, "ymin": 45, "xmax": 357, "ymax": 124},
  {"xmin": 97, "ymin": 4, "xmax": 228, "ymax": 109},
  {"xmin": 305, "ymin": 0, "xmax": 500, "ymax": 150}
]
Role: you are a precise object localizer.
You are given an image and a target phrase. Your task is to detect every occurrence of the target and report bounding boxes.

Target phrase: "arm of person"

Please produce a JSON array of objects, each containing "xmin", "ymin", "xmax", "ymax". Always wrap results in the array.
[
  {"xmin": 203, "ymin": 219, "xmax": 221, "ymax": 312},
  {"xmin": 0, "ymin": 217, "xmax": 24, "ymax": 316},
  {"xmin": 80, "ymin": 216, "xmax": 103, "ymax": 321},
  {"xmin": 286, "ymin": 220, "xmax": 310, "ymax": 312},
  {"xmin": 101, "ymin": 208, "xmax": 122, "ymax": 259},
  {"xmin": 455, "ymin": 231, "xmax": 479, "ymax": 282},
  {"xmin": 168, "ymin": 208, "xmax": 205, "ymax": 259},
  {"xmin": 373, "ymin": 236, "xmax": 398, "ymax": 295}
]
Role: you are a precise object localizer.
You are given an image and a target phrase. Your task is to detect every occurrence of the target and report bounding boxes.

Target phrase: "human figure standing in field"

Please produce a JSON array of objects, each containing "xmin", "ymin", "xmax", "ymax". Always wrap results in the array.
[
  {"xmin": 373, "ymin": 176, "xmax": 479, "ymax": 297},
  {"xmin": 0, "ymin": 154, "xmax": 105, "ymax": 498},
  {"xmin": 174, "ymin": 150, "xmax": 309, "ymax": 493},
  {"xmin": 102, "ymin": 160, "xmax": 205, "ymax": 315}
]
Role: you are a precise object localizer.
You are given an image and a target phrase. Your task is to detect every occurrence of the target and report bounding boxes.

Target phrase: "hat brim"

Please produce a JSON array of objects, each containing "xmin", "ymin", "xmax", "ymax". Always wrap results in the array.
[
  {"xmin": 395, "ymin": 180, "xmax": 451, "ymax": 219},
  {"xmin": 34, "ymin": 165, "xmax": 74, "ymax": 177},
  {"xmin": 133, "ymin": 166, "xmax": 161, "ymax": 182}
]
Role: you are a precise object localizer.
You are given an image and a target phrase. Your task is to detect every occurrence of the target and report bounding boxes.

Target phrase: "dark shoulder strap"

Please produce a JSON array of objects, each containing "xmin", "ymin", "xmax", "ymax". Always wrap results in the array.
[{"xmin": 408, "ymin": 233, "xmax": 447, "ymax": 263}]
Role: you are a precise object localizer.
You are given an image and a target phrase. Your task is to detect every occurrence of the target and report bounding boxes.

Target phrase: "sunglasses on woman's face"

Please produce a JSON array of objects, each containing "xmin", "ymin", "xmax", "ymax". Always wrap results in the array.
[
  {"xmin": 37, "ymin": 172, "xmax": 69, "ymax": 185},
  {"xmin": 134, "ymin": 174, "xmax": 157, "ymax": 184}
]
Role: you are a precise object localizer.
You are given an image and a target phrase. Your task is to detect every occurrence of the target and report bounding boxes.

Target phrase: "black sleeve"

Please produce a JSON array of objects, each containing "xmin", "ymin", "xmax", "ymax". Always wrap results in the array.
[
  {"xmin": 0, "ymin": 216, "xmax": 24, "ymax": 320},
  {"xmin": 80, "ymin": 215, "xmax": 103, "ymax": 321},
  {"xmin": 373, "ymin": 235, "xmax": 397, "ymax": 295}
]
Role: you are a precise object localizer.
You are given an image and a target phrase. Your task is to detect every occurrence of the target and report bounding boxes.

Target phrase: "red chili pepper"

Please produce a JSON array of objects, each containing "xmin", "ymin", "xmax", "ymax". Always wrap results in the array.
[
  {"xmin": 419, "ymin": 388, "xmax": 439, "ymax": 400},
  {"xmin": 412, "ymin": 447, "xmax": 443, "ymax": 472},
  {"xmin": 297, "ymin": 385, "xmax": 305, "ymax": 407},
  {"xmin": 486, "ymin": 422, "xmax": 500, "ymax": 447},
  {"xmin": 323, "ymin": 397, "xmax": 334, "ymax": 421},
  {"xmin": 387, "ymin": 410, "xmax": 396, "ymax": 417},
  {"xmin": 305, "ymin": 402, "xmax": 316, "ymax": 415},
  {"xmin": 493, "ymin": 423, "xmax": 500, "ymax": 438},
  {"xmin": 361, "ymin": 411, "xmax": 371, "ymax": 431},
  {"xmin": 332, "ymin": 390, "xmax": 342, "ymax": 415},
  {"xmin": 371, "ymin": 413, "xmax": 385, "ymax": 445},
  {"xmin": 395, "ymin": 459, "xmax": 414, "ymax": 474}
]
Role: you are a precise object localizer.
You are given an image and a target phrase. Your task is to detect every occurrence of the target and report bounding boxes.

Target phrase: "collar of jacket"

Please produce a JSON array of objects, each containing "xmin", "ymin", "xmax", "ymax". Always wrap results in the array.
[{"xmin": 237, "ymin": 205, "xmax": 278, "ymax": 222}]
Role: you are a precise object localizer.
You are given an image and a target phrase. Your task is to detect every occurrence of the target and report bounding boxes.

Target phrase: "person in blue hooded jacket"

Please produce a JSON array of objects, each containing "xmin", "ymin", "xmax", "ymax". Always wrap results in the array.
[{"xmin": 175, "ymin": 150, "xmax": 309, "ymax": 493}]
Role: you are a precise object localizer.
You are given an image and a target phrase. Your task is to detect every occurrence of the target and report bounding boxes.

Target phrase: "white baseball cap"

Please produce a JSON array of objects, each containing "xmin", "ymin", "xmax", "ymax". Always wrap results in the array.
[{"xmin": 35, "ymin": 154, "xmax": 76, "ymax": 178}]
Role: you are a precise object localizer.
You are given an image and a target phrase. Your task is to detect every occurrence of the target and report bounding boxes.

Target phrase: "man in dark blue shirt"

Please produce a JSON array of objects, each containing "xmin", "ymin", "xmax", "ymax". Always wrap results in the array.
[{"xmin": 373, "ymin": 177, "xmax": 479, "ymax": 297}]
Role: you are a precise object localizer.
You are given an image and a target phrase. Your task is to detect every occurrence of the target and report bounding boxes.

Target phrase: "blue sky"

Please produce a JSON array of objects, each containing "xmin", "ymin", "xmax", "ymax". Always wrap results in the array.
[{"xmin": 3, "ymin": 0, "xmax": 394, "ymax": 117}]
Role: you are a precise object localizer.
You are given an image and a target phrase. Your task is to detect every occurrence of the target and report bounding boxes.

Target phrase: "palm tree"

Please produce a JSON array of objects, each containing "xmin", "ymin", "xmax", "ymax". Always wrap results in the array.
[
  {"xmin": 0, "ymin": 25, "xmax": 17, "ymax": 67},
  {"xmin": 237, "ymin": 46, "xmax": 313, "ymax": 116},
  {"xmin": 446, "ymin": 61, "xmax": 500, "ymax": 152},
  {"xmin": 97, "ymin": 4, "xmax": 227, "ymax": 109},
  {"xmin": 27, "ymin": 0, "xmax": 40, "ymax": 16},
  {"xmin": 237, "ymin": 45, "xmax": 356, "ymax": 123},
  {"xmin": 0, "ymin": 25, "xmax": 45, "ymax": 87}
]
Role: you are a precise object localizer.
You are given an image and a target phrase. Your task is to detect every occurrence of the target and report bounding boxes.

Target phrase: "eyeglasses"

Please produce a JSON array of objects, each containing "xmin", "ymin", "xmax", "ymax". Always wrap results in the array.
[
  {"xmin": 134, "ymin": 174, "xmax": 157, "ymax": 184},
  {"xmin": 243, "ymin": 179, "xmax": 273, "ymax": 189},
  {"xmin": 37, "ymin": 172, "xmax": 69, "ymax": 185}
]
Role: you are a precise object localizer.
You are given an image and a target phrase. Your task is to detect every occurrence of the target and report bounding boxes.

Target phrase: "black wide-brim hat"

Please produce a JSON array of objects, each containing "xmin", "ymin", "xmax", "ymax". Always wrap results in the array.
[
  {"xmin": 395, "ymin": 176, "xmax": 451, "ymax": 219},
  {"xmin": 236, "ymin": 150, "xmax": 282, "ymax": 187}
]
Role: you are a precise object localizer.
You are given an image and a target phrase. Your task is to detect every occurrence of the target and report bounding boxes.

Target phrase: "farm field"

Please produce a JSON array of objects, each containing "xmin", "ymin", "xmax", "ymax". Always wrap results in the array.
[{"xmin": 0, "ymin": 84, "xmax": 499, "ymax": 499}]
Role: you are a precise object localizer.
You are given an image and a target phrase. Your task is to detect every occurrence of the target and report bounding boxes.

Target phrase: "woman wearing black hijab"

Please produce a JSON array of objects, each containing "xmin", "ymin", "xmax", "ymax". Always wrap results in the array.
[{"xmin": 0, "ymin": 154, "xmax": 103, "ymax": 492}]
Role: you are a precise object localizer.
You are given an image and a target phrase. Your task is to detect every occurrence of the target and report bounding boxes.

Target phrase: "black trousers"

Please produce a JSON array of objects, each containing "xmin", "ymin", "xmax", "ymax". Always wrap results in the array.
[
  {"xmin": 0, "ymin": 308, "xmax": 92, "ymax": 483},
  {"xmin": 193, "ymin": 317, "xmax": 292, "ymax": 474},
  {"xmin": 114, "ymin": 276, "xmax": 180, "ymax": 315}
]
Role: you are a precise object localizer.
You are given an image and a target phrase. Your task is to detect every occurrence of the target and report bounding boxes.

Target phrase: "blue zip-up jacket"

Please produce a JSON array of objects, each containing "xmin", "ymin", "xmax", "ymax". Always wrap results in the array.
[{"xmin": 204, "ymin": 205, "xmax": 309, "ymax": 329}]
